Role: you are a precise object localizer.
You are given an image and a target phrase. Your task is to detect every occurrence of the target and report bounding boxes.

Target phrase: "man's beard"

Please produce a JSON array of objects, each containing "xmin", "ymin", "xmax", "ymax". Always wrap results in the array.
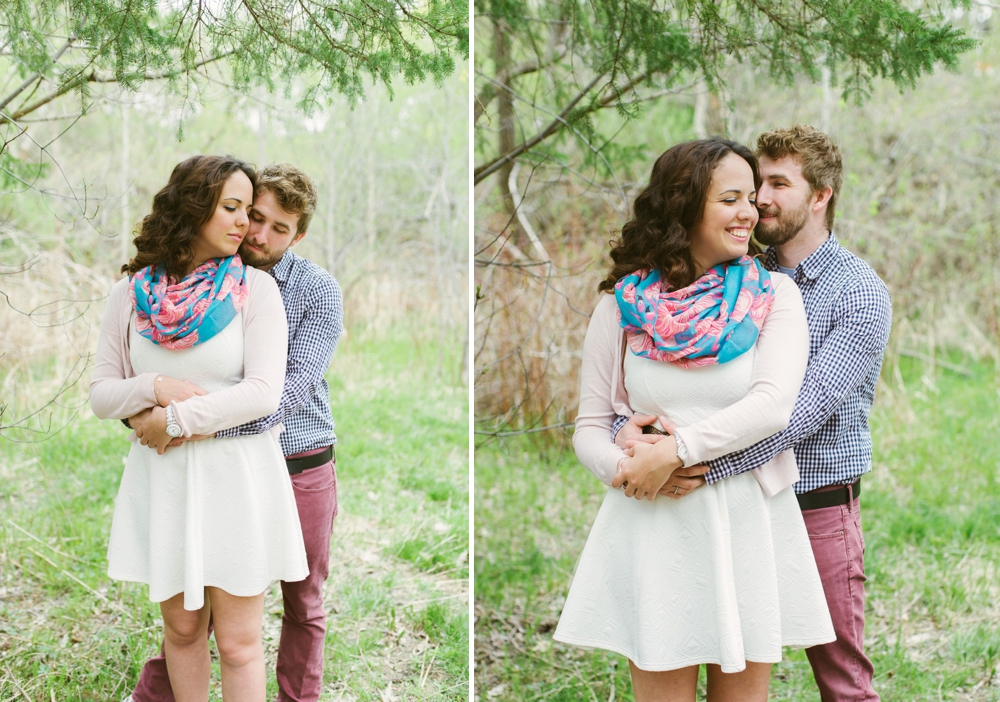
[
  {"xmin": 755, "ymin": 198, "xmax": 810, "ymax": 247},
  {"xmin": 238, "ymin": 242, "xmax": 283, "ymax": 269}
]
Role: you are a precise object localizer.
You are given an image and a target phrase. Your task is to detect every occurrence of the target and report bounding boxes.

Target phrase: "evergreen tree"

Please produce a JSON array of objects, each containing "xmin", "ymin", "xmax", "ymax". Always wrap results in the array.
[
  {"xmin": 474, "ymin": 0, "xmax": 975, "ymax": 185},
  {"xmin": 0, "ymin": 0, "xmax": 468, "ymax": 129}
]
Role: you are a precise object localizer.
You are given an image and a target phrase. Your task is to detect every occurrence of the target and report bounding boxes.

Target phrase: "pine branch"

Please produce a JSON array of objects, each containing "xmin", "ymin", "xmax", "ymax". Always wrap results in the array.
[{"xmin": 0, "ymin": 52, "xmax": 233, "ymax": 126}]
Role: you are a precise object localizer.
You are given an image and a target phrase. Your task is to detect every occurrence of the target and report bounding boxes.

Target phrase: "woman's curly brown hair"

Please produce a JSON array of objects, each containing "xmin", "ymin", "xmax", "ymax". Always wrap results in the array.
[
  {"xmin": 122, "ymin": 155, "xmax": 257, "ymax": 280},
  {"xmin": 599, "ymin": 138, "xmax": 761, "ymax": 294}
]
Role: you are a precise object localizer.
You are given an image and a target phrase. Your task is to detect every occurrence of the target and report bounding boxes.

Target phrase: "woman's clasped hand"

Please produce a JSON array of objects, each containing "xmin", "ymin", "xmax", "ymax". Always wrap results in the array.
[
  {"xmin": 152, "ymin": 374, "xmax": 208, "ymax": 406},
  {"xmin": 133, "ymin": 375, "xmax": 209, "ymax": 454},
  {"xmin": 612, "ymin": 439, "xmax": 710, "ymax": 500},
  {"xmin": 612, "ymin": 437, "xmax": 680, "ymax": 499}
]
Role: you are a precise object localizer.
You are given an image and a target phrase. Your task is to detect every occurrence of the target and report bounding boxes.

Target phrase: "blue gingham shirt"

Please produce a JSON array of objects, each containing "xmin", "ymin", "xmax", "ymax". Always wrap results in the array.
[
  {"xmin": 612, "ymin": 235, "xmax": 892, "ymax": 494},
  {"xmin": 216, "ymin": 250, "xmax": 343, "ymax": 456}
]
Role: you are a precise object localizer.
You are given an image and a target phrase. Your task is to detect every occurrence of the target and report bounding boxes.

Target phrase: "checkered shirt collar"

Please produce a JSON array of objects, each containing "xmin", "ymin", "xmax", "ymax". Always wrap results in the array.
[
  {"xmin": 763, "ymin": 232, "xmax": 840, "ymax": 281},
  {"xmin": 268, "ymin": 250, "xmax": 295, "ymax": 282}
]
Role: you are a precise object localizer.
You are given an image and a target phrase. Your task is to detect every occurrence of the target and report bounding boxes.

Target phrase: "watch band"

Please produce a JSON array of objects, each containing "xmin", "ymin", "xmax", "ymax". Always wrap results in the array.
[
  {"xmin": 673, "ymin": 430, "xmax": 689, "ymax": 467},
  {"xmin": 164, "ymin": 405, "xmax": 182, "ymax": 438}
]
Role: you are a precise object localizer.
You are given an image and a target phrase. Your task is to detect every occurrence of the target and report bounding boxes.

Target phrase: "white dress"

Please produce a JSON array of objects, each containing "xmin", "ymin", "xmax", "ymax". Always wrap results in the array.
[
  {"xmin": 553, "ymin": 348, "xmax": 835, "ymax": 672},
  {"xmin": 106, "ymin": 313, "xmax": 309, "ymax": 610}
]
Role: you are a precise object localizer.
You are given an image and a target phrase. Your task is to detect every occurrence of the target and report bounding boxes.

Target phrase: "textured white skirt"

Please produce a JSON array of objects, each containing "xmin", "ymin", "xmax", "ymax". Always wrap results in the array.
[{"xmin": 553, "ymin": 472, "xmax": 834, "ymax": 672}]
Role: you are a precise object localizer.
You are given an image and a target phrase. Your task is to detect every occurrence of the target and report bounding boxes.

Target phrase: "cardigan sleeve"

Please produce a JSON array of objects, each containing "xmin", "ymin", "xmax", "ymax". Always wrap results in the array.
[
  {"xmin": 573, "ymin": 295, "xmax": 629, "ymax": 486},
  {"xmin": 676, "ymin": 274, "xmax": 809, "ymax": 464},
  {"xmin": 88, "ymin": 278, "xmax": 159, "ymax": 420},
  {"xmin": 170, "ymin": 268, "xmax": 288, "ymax": 437}
]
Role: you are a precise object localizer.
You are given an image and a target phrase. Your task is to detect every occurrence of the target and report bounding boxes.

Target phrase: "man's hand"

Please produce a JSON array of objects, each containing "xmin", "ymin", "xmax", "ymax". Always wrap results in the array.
[
  {"xmin": 127, "ymin": 408, "xmax": 154, "ymax": 434},
  {"xmin": 166, "ymin": 433, "xmax": 213, "ymax": 447},
  {"xmin": 153, "ymin": 375, "xmax": 208, "ymax": 407},
  {"xmin": 615, "ymin": 413, "xmax": 674, "ymax": 450},
  {"xmin": 134, "ymin": 406, "xmax": 173, "ymax": 455},
  {"xmin": 656, "ymin": 464, "xmax": 709, "ymax": 499}
]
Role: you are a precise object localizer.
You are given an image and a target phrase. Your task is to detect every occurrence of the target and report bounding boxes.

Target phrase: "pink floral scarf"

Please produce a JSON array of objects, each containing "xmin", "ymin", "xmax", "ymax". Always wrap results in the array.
[
  {"xmin": 130, "ymin": 255, "xmax": 248, "ymax": 350},
  {"xmin": 614, "ymin": 256, "xmax": 774, "ymax": 368}
]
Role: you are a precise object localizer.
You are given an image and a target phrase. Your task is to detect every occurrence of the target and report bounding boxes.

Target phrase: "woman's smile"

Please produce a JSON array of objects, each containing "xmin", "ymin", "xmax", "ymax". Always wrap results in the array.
[{"xmin": 727, "ymin": 226, "xmax": 751, "ymax": 243}]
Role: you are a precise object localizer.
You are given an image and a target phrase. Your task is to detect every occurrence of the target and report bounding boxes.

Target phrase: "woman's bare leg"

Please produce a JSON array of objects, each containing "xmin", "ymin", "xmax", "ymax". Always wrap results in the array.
[
  {"xmin": 160, "ymin": 591, "xmax": 212, "ymax": 702},
  {"xmin": 629, "ymin": 661, "xmax": 699, "ymax": 702},
  {"xmin": 705, "ymin": 662, "xmax": 771, "ymax": 702},
  {"xmin": 207, "ymin": 586, "xmax": 266, "ymax": 702}
]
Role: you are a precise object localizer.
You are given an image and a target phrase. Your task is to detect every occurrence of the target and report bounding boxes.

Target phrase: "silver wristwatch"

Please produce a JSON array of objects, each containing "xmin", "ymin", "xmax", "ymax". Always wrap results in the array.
[
  {"xmin": 164, "ymin": 405, "xmax": 182, "ymax": 438},
  {"xmin": 674, "ymin": 430, "xmax": 690, "ymax": 467}
]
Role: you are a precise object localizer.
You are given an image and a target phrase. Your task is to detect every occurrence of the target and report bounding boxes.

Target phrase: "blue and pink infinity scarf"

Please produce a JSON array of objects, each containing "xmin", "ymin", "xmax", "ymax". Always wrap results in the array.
[
  {"xmin": 130, "ymin": 255, "xmax": 249, "ymax": 350},
  {"xmin": 614, "ymin": 256, "xmax": 774, "ymax": 368}
]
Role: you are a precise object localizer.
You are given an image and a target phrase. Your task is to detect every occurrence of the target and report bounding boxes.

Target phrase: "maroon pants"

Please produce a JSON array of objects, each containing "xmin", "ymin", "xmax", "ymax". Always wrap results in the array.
[
  {"xmin": 131, "ymin": 457, "xmax": 338, "ymax": 702},
  {"xmin": 802, "ymin": 490, "xmax": 879, "ymax": 702}
]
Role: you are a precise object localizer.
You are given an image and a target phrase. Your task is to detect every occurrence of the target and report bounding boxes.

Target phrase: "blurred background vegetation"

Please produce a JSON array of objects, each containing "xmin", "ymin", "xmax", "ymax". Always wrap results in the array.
[
  {"xmin": 474, "ymin": 1, "xmax": 1000, "ymax": 699},
  {"xmin": 0, "ymin": 1, "xmax": 470, "ymax": 698}
]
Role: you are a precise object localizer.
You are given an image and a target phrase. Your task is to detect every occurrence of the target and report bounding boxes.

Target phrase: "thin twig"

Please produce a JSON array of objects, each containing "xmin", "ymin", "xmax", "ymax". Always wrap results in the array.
[
  {"xmin": 25, "ymin": 546, "xmax": 135, "ymax": 621},
  {"xmin": 7, "ymin": 519, "xmax": 90, "ymax": 564},
  {"xmin": 474, "ymin": 422, "xmax": 574, "ymax": 437}
]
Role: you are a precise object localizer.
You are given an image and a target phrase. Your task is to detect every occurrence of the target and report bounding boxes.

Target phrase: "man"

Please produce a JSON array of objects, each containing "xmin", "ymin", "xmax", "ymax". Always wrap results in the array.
[
  {"xmin": 616, "ymin": 125, "xmax": 891, "ymax": 701},
  {"xmin": 127, "ymin": 163, "xmax": 344, "ymax": 702}
]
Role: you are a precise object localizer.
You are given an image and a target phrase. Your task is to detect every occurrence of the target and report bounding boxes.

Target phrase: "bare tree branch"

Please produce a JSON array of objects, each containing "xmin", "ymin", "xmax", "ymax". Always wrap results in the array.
[
  {"xmin": 474, "ymin": 48, "xmax": 566, "ymax": 125},
  {"xmin": 473, "ymin": 69, "xmax": 659, "ymax": 195},
  {"xmin": 474, "ymin": 72, "xmax": 606, "ymax": 184},
  {"xmin": 0, "ymin": 37, "xmax": 76, "ymax": 114},
  {"xmin": 474, "ymin": 422, "xmax": 574, "ymax": 437}
]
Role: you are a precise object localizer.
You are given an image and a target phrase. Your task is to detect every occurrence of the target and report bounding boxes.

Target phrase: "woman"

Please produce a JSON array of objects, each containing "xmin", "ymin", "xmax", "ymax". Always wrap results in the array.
[
  {"xmin": 553, "ymin": 139, "xmax": 834, "ymax": 701},
  {"xmin": 89, "ymin": 155, "xmax": 308, "ymax": 701}
]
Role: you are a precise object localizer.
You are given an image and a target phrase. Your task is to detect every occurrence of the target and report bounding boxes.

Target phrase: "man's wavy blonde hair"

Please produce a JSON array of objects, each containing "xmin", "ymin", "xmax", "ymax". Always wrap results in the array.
[
  {"xmin": 756, "ymin": 125, "xmax": 843, "ymax": 231},
  {"xmin": 257, "ymin": 162, "xmax": 318, "ymax": 234}
]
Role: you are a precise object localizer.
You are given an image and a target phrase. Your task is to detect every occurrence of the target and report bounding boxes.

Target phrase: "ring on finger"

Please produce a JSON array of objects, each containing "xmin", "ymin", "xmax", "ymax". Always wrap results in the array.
[{"xmin": 673, "ymin": 485, "xmax": 680, "ymax": 495}]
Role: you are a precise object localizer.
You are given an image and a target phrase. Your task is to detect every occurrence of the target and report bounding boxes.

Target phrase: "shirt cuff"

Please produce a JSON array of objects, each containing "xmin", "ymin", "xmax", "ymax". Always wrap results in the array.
[{"xmin": 611, "ymin": 415, "xmax": 629, "ymax": 442}]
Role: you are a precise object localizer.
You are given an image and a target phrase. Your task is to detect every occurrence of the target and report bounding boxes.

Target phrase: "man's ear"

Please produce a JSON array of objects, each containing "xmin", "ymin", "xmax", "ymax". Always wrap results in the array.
[
  {"xmin": 291, "ymin": 230, "xmax": 307, "ymax": 246},
  {"xmin": 811, "ymin": 186, "xmax": 833, "ymax": 213}
]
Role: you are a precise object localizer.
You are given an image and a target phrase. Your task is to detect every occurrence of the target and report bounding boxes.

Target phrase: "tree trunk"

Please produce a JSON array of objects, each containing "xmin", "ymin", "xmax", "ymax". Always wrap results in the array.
[
  {"xmin": 494, "ymin": 18, "xmax": 516, "ymax": 216},
  {"xmin": 120, "ymin": 104, "xmax": 130, "ymax": 266}
]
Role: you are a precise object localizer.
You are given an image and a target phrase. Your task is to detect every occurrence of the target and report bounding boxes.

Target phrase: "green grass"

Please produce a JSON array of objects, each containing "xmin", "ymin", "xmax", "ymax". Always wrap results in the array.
[
  {"xmin": 474, "ymin": 354, "xmax": 1000, "ymax": 701},
  {"xmin": 0, "ymin": 323, "xmax": 468, "ymax": 701}
]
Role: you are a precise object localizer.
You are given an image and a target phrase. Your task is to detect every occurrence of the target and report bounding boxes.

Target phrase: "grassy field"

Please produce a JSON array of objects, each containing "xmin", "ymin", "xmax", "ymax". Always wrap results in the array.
[
  {"xmin": 474, "ymin": 354, "xmax": 1000, "ymax": 701},
  {"xmin": 0, "ymin": 324, "xmax": 469, "ymax": 701}
]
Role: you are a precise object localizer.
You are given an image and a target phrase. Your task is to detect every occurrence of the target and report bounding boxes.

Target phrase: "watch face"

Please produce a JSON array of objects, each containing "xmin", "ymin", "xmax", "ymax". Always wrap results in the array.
[{"xmin": 166, "ymin": 424, "xmax": 182, "ymax": 438}]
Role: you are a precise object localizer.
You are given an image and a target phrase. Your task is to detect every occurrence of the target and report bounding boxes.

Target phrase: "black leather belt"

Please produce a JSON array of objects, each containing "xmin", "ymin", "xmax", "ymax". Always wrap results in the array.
[
  {"xmin": 286, "ymin": 445, "xmax": 335, "ymax": 475},
  {"xmin": 797, "ymin": 479, "xmax": 861, "ymax": 511}
]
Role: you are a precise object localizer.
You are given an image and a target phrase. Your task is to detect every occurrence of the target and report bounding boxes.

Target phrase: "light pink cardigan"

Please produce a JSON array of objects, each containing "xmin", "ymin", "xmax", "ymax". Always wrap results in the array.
[
  {"xmin": 573, "ymin": 273, "xmax": 808, "ymax": 497},
  {"xmin": 89, "ymin": 267, "xmax": 288, "ymax": 438}
]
